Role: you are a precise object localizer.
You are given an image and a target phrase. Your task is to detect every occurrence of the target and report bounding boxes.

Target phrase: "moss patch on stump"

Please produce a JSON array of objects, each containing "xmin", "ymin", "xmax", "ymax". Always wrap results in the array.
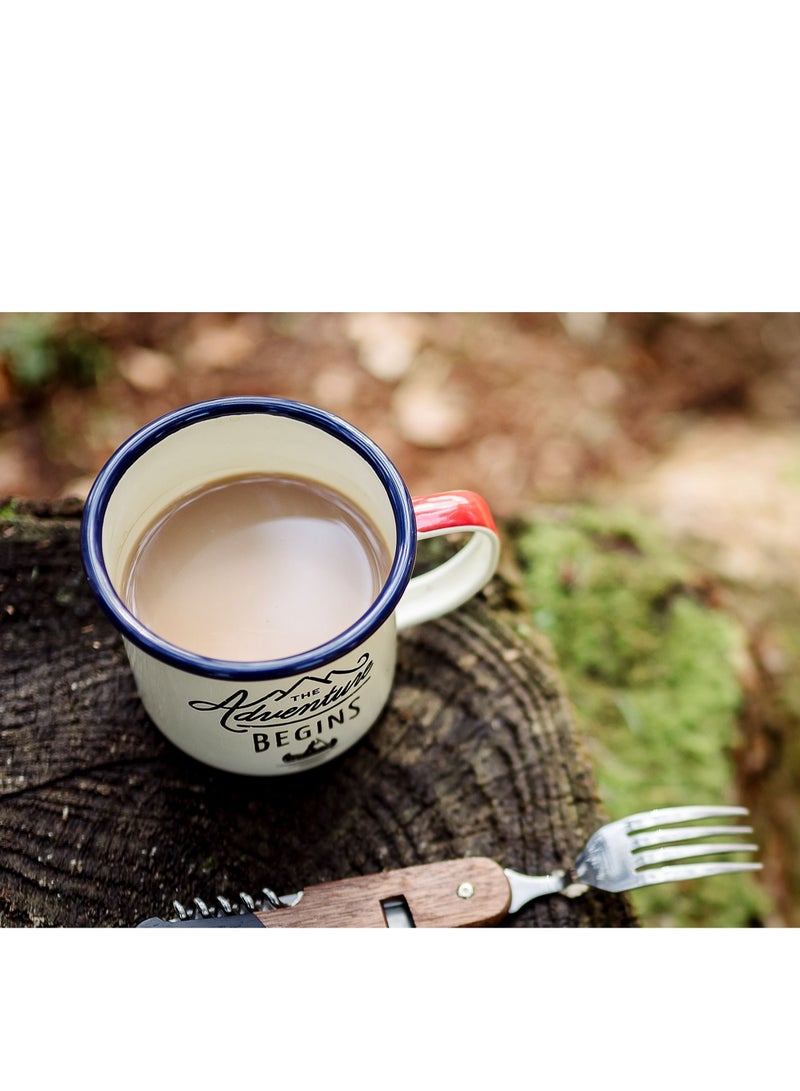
[{"xmin": 513, "ymin": 504, "xmax": 772, "ymax": 927}]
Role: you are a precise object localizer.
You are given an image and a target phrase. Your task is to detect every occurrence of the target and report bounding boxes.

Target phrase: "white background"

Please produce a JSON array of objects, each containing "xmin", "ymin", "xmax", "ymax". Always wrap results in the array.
[{"xmin": 1, "ymin": 2, "xmax": 795, "ymax": 1084}]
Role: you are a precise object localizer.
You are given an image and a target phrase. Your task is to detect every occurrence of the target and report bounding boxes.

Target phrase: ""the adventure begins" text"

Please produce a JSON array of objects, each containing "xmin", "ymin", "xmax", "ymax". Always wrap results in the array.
[{"xmin": 186, "ymin": 654, "xmax": 374, "ymax": 741}]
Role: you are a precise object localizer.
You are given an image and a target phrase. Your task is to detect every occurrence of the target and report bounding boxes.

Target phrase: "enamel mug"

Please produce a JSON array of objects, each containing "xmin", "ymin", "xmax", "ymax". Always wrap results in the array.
[{"xmin": 81, "ymin": 397, "xmax": 500, "ymax": 775}]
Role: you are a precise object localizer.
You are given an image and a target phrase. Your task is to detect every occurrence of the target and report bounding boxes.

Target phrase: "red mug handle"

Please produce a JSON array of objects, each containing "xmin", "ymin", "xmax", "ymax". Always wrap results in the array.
[{"xmin": 395, "ymin": 491, "xmax": 500, "ymax": 631}]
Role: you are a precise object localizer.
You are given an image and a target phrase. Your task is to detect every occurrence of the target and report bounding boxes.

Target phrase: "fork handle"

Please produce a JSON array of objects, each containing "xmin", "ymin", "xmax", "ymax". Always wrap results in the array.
[{"xmin": 252, "ymin": 858, "xmax": 511, "ymax": 928}]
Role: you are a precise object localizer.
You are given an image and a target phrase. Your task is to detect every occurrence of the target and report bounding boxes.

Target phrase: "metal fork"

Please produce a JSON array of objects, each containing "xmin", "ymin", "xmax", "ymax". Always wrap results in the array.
[{"xmin": 505, "ymin": 803, "xmax": 762, "ymax": 911}]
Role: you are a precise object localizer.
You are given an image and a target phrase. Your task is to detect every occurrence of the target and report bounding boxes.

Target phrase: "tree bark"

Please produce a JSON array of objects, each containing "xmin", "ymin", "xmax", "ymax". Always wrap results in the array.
[{"xmin": 0, "ymin": 500, "xmax": 637, "ymax": 928}]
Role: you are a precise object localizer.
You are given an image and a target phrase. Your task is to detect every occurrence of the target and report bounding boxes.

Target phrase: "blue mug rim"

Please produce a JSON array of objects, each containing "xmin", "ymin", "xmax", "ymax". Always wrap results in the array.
[{"xmin": 80, "ymin": 396, "xmax": 417, "ymax": 681}]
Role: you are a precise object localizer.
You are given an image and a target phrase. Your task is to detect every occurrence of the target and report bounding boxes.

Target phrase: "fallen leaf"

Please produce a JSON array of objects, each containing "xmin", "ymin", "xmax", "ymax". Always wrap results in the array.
[
  {"xmin": 118, "ymin": 348, "xmax": 175, "ymax": 393},
  {"xmin": 392, "ymin": 358, "xmax": 471, "ymax": 447},
  {"xmin": 182, "ymin": 318, "xmax": 259, "ymax": 371},
  {"xmin": 346, "ymin": 313, "xmax": 423, "ymax": 382}
]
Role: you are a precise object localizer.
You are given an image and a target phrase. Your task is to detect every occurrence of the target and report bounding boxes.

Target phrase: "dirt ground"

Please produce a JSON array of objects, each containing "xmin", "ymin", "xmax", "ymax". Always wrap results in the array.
[
  {"xmin": 4, "ymin": 310, "xmax": 800, "ymax": 596},
  {"xmin": 2, "ymin": 312, "xmax": 799, "ymax": 516},
  {"xmin": 2, "ymin": 311, "xmax": 800, "ymax": 922}
]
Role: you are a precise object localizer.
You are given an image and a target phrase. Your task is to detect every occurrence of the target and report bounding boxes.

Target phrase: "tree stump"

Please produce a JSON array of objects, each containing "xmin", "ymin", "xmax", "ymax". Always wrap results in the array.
[{"xmin": 0, "ymin": 500, "xmax": 637, "ymax": 928}]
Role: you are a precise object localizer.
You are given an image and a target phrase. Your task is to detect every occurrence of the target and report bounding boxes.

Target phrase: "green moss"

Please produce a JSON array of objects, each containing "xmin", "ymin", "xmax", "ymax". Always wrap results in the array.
[
  {"xmin": 0, "ymin": 499, "xmax": 21, "ymax": 521},
  {"xmin": 0, "ymin": 313, "xmax": 110, "ymax": 391},
  {"xmin": 515, "ymin": 505, "xmax": 772, "ymax": 927}
]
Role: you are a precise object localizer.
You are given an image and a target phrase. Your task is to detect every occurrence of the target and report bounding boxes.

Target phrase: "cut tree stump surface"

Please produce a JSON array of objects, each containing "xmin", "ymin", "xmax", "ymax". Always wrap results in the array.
[{"xmin": 0, "ymin": 500, "xmax": 637, "ymax": 928}]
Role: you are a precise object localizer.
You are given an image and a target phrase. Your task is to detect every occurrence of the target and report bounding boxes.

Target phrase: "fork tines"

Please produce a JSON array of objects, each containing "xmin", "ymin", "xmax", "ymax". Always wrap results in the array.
[
  {"xmin": 623, "ymin": 804, "xmax": 750, "ymax": 831},
  {"xmin": 624, "ymin": 804, "xmax": 762, "ymax": 885}
]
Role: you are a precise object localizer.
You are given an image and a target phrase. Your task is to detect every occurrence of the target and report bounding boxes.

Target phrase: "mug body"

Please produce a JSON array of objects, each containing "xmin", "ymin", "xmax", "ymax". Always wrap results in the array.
[
  {"xmin": 122, "ymin": 625, "xmax": 397, "ymax": 774},
  {"xmin": 81, "ymin": 397, "xmax": 417, "ymax": 775}
]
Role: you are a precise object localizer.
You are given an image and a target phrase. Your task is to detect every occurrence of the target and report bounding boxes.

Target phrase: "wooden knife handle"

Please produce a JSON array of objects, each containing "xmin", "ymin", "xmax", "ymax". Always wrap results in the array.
[{"xmin": 253, "ymin": 857, "xmax": 511, "ymax": 928}]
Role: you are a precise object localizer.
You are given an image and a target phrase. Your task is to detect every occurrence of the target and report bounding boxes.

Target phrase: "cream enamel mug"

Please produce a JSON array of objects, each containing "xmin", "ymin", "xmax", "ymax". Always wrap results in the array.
[{"xmin": 81, "ymin": 397, "xmax": 500, "ymax": 775}]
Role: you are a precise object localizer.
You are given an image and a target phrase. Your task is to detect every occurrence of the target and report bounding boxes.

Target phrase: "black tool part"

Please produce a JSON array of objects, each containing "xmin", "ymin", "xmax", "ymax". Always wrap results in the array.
[{"xmin": 137, "ymin": 913, "xmax": 266, "ymax": 928}]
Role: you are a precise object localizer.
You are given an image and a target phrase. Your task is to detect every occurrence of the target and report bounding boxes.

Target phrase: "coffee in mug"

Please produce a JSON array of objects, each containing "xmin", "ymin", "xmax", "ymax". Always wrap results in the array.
[{"xmin": 122, "ymin": 473, "xmax": 393, "ymax": 662}]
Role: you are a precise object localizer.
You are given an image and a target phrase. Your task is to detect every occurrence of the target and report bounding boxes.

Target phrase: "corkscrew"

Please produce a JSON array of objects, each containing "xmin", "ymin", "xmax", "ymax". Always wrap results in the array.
[{"xmin": 138, "ymin": 886, "xmax": 303, "ymax": 927}]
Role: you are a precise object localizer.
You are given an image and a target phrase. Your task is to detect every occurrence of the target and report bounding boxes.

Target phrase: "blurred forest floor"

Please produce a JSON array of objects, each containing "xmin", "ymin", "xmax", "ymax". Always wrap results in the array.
[
  {"xmin": 2, "ymin": 311, "xmax": 799, "ymax": 924},
  {"xmin": 2, "ymin": 313, "xmax": 800, "ymax": 537}
]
